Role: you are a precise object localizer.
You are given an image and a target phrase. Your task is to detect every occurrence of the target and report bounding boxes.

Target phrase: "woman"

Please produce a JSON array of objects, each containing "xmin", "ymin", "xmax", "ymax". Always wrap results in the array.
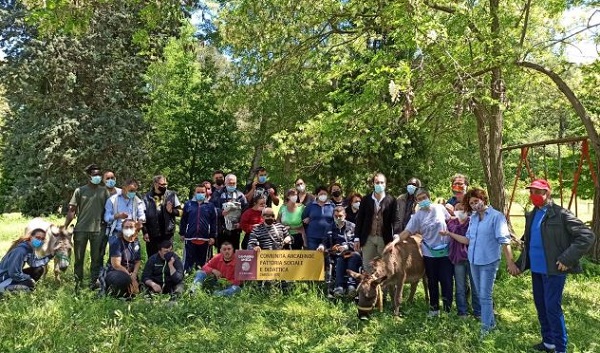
[
  {"xmin": 397, "ymin": 188, "xmax": 453, "ymax": 316},
  {"xmin": 0, "ymin": 221, "xmax": 53, "ymax": 293},
  {"xmin": 344, "ymin": 192, "xmax": 362, "ymax": 224},
  {"xmin": 294, "ymin": 178, "xmax": 314, "ymax": 206},
  {"xmin": 440, "ymin": 202, "xmax": 480, "ymax": 318},
  {"xmin": 277, "ymin": 188, "xmax": 306, "ymax": 249},
  {"xmin": 240, "ymin": 196, "xmax": 267, "ymax": 238},
  {"xmin": 302, "ymin": 186, "xmax": 335, "ymax": 250},
  {"xmin": 103, "ymin": 219, "xmax": 142, "ymax": 297},
  {"xmin": 394, "ymin": 177, "xmax": 421, "ymax": 234},
  {"xmin": 329, "ymin": 183, "xmax": 346, "ymax": 207},
  {"xmin": 443, "ymin": 188, "xmax": 517, "ymax": 334}
]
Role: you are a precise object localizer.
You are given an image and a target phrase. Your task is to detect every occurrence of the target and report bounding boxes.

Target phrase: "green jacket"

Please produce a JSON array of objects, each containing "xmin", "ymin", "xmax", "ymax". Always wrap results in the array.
[{"xmin": 515, "ymin": 202, "xmax": 595, "ymax": 275}]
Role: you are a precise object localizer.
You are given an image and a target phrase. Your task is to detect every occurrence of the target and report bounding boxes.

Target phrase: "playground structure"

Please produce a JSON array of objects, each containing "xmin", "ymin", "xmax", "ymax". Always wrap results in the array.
[{"xmin": 502, "ymin": 136, "xmax": 598, "ymax": 220}]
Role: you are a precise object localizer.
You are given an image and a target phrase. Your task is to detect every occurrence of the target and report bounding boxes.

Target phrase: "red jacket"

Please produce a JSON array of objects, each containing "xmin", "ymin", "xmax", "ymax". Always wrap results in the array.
[
  {"xmin": 202, "ymin": 253, "xmax": 239, "ymax": 286},
  {"xmin": 240, "ymin": 208, "xmax": 263, "ymax": 236}
]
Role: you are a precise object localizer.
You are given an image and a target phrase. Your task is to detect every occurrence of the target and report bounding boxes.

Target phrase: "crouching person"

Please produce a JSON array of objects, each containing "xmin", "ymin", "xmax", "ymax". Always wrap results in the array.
[
  {"xmin": 191, "ymin": 242, "xmax": 241, "ymax": 296},
  {"xmin": 103, "ymin": 219, "xmax": 141, "ymax": 297},
  {"xmin": 318, "ymin": 206, "xmax": 361, "ymax": 297},
  {"xmin": 142, "ymin": 240, "xmax": 184, "ymax": 298},
  {"xmin": 0, "ymin": 226, "xmax": 53, "ymax": 294}
]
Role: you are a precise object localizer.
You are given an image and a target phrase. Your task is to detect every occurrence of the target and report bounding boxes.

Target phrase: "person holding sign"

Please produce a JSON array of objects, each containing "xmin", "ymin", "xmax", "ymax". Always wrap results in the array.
[
  {"xmin": 248, "ymin": 208, "xmax": 292, "ymax": 251},
  {"xmin": 317, "ymin": 206, "xmax": 361, "ymax": 297}
]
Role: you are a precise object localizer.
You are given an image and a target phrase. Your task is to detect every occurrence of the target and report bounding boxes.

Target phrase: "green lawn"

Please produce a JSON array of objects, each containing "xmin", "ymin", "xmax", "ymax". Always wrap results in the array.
[{"xmin": 1, "ymin": 210, "xmax": 599, "ymax": 353}]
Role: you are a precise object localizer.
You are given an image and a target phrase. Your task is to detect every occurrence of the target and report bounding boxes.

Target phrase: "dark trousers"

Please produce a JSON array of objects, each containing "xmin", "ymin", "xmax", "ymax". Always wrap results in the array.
[
  {"xmin": 423, "ymin": 256, "xmax": 454, "ymax": 311},
  {"xmin": 335, "ymin": 252, "xmax": 362, "ymax": 287},
  {"xmin": 532, "ymin": 272, "xmax": 568, "ymax": 352},
  {"xmin": 183, "ymin": 241, "xmax": 211, "ymax": 273},
  {"xmin": 105, "ymin": 270, "xmax": 132, "ymax": 297},
  {"xmin": 218, "ymin": 229, "xmax": 242, "ymax": 250},
  {"xmin": 73, "ymin": 231, "xmax": 104, "ymax": 285},
  {"xmin": 146, "ymin": 234, "xmax": 174, "ymax": 258},
  {"xmin": 7, "ymin": 267, "xmax": 45, "ymax": 291},
  {"xmin": 146, "ymin": 280, "xmax": 185, "ymax": 296},
  {"xmin": 290, "ymin": 233, "xmax": 304, "ymax": 250}
]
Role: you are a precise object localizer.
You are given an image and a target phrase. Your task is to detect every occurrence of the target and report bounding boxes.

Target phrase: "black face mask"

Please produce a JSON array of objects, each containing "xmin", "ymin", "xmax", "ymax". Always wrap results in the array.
[
  {"xmin": 331, "ymin": 191, "xmax": 341, "ymax": 198},
  {"xmin": 157, "ymin": 186, "xmax": 167, "ymax": 194},
  {"xmin": 264, "ymin": 219, "xmax": 275, "ymax": 225},
  {"xmin": 215, "ymin": 178, "xmax": 224, "ymax": 186}
]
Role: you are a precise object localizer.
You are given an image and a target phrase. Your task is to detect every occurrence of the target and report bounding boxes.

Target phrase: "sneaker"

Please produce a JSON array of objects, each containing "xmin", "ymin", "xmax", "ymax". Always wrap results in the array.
[
  {"xmin": 347, "ymin": 285, "xmax": 357, "ymax": 297},
  {"xmin": 333, "ymin": 287, "xmax": 345, "ymax": 296},
  {"xmin": 532, "ymin": 342, "xmax": 555, "ymax": 352},
  {"xmin": 427, "ymin": 310, "xmax": 440, "ymax": 317}
]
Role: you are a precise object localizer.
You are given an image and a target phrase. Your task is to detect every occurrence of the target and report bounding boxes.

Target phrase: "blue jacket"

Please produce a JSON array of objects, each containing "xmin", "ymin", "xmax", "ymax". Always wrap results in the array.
[
  {"xmin": 321, "ymin": 221, "xmax": 357, "ymax": 251},
  {"xmin": 0, "ymin": 242, "xmax": 52, "ymax": 286},
  {"xmin": 302, "ymin": 201, "xmax": 335, "ymax": 241},
  {"xmin": 179, "ymin": 200, "xmax": 217, "ymax": 240}
]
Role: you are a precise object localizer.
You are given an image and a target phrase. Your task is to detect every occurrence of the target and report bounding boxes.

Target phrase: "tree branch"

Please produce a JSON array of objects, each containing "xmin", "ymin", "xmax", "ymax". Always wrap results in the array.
[{"xmin": 518, "ymin": 0, "xmax": 532, "ymax": 47}]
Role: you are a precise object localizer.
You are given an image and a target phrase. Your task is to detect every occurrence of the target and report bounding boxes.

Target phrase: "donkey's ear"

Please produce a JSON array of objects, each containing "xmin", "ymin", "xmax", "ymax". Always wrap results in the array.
[{"xmin": 372, "ymin": 275, "xmax": 388, "ymax": 286}]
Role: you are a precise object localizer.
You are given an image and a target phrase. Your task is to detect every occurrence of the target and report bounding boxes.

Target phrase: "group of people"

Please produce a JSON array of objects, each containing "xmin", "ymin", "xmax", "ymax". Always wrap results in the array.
[{"xmin": 0, "ymin": 164, "xmax": 595, "ymax": 353}]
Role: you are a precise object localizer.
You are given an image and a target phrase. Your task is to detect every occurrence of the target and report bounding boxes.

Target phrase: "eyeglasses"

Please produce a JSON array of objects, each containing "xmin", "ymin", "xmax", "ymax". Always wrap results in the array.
[
  {"xmin": 158, "ymin": 183, "xmax": 168, "ymax": 187},
  {"xmin": 32, "ymin": 235, "xmax": 46, "ymax": 241},
  {"xmin": 263, "ymin": 214, "xmax": 275, "ymax": 218},
  {"xmin": 453, "ymin": 182, "xmax": 465, "ymax": 186}
]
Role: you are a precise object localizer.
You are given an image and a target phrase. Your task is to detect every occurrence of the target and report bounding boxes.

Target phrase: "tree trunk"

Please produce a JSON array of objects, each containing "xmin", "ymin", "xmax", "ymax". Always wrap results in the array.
[{"xmin": 516, "ymin": 60, "xmax": 600, "ymax": 261}]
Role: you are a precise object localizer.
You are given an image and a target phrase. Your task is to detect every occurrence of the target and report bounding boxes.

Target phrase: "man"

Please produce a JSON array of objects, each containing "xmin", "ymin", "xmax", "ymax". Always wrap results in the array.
[
  {"xmin": 104, "ymin": 179, "xmax": 146, "ymax": 238},
  {"xmin": 513, "ymin": 179, "xmax": 595, "ymax": 353},
  {"xmin": 212, "ymin": 170, "xmax": 225, "ymax": 195},
  {"xmin": 317, "ymin": 206, "xmax": 361, "ymax": 297},
  {"xmin": 445, "ymin": 173, "xmax": 469, "ymax": 216},
  {"xmin": 247, "ymin": 208, "xmax": 292, "ymax": 251},
  {"xmin": 142, "ymin": 240, "xmax": 184, "ymax": 298},
  {"xmin": 354, "ymin": 173, "xmax": 396, "ymax": 273},
  {"xmin": 179, "ymin": 183, "xmax": 217, "ymax": 273},
  {"xmin": 142, "ymin": 175, "xmax": 182, "ymax": 257},
  {"xmin": 244, "ymin": 166, "xmax": 279, "ymax": 207},
  {"xmin": 64, "ymin": 164, "xmax": 110, "ymax": 289},
  {"xmin": 191, "ymin": 241, "xmax": 241, "ymax": 296},
  {"xmin": 212, "ymin": 173, "xmax": 248, "ymax": 250},
  {"xmin": 394, "ymin": 177, "xmax": 422, "ymax": 234}
]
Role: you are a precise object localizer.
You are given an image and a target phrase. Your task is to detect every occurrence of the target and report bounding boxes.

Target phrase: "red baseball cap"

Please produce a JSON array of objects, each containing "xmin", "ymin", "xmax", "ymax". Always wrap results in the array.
[{"xmin": 526, "ymin": 179, "xmax": 551, "ymax": 191}]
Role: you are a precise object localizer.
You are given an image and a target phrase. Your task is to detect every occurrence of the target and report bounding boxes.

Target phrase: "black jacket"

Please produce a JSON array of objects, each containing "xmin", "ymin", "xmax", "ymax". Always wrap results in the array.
[
  {"xmin": 355, "ymin": 193, "xmax": 397, "ymax": 246},
  {"xmin": 141, "ymin": 253, "xmax": 184, "ymax": 286},
  {"xmin": 143, "ymin": 189, "xmax": 180, "ymax": 239},
  {"xmin": 515, "ymin": 202, "xmax": 595, "ymax": 275}
]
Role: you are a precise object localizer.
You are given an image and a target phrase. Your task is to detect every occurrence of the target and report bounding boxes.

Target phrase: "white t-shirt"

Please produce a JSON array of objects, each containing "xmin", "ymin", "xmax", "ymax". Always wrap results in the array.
[{"xmin": 405, "ymin": 203, "xmax": 451, "ymax": 257}]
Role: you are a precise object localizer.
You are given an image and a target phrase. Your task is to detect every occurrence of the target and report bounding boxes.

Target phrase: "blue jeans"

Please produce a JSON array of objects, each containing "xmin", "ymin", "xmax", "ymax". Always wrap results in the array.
[
  {"xmin": 470, "ymin": 260, "xmax": 499, "ymax": 332},
  {"xmin": 306, "ymin": 237, "xmax": 322, "ymax": 250},
  {"xmin": 193, "ymin": 271, "xmax": 241, "ymax": 297},
  {"xmin": 532, "ymin": 272, "xmax": 568, "ymax": 352},
  {"xmin": 454, "ymin": 260, "xmax": 480, "ymax": 316},
  {"xmin": 334, "ymin": 252, "xmax": 362, "ymax": 288}
]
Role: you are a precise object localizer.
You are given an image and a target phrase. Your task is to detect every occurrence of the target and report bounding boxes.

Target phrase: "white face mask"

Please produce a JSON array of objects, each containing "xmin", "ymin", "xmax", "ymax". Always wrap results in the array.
[
  {"xmin": 296, "ymin": 184, "xmax": 305, "ymax": 192},
  {"xmin": 455, "ymin": 210, "xmax": 468, "ymax": 221},
  {"xmin": 318, "ymin": 194, "xmax": 328, "ymax": 202},
  {"xmin": 289, "ymin": 195, "xmax": 298, "ymax": 203},
  {"xmin": 122, "ymin": 228, "xmax": 136, "ymax": 240},
  {"xmin": 352, "ymin": 202, "xmax": 360, "ymax": 210}
]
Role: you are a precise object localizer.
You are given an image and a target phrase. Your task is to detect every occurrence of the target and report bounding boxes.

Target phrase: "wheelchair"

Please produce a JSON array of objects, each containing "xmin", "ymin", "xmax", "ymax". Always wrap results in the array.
[{"xmin": 324, "ymin": 249, "xmax": 362, "ymax": 299}]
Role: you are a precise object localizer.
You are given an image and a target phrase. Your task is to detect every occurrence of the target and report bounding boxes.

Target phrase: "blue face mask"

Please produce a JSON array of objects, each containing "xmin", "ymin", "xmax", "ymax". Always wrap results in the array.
[
  {"xmin": 105, "ymin": 179, "xmax": 116, "ymax": 188},
  {"xmin": 31, "ymin": 238, "xmax": 44, "ymax": 249},
  {"xmin": 418, "ymin": 199, "xmax": 432, "ymax": 209},
  {"xmin": 406, "ymin": 185, "xmax": 417, "ymax": 195},
  {"xmin": 90, "ymin": 175, "xmax": 102, "ymax": 185},
  {"xmin": 195, "ymin": 193, "xmax": 206, "ymax": 201},
  {"xmin": 127, "ymin": 191, "xmax": 136, "ymax": 199},
  {"xmin": 258, "ymin": 175, "xmax": 267, "ymax": 183},
  {"xmin": 226, "ymin": 185, "xmax": 237, "ymax": 193},
  {"xmin": 374, "ymin": 184, "xmax": 385, "ymax": 194}
]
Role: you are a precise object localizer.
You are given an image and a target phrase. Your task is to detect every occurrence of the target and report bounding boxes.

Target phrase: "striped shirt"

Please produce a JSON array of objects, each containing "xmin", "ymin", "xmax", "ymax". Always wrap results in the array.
[{"xmin": 247, "ymin": 222, "xmax": 290, "ymax": 250}]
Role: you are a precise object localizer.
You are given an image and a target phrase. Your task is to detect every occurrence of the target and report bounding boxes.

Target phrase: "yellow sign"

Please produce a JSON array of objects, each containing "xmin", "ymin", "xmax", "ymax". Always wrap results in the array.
[{"xmin": 256, "ymin": 250, "xmax": 324, "ymax": 281}]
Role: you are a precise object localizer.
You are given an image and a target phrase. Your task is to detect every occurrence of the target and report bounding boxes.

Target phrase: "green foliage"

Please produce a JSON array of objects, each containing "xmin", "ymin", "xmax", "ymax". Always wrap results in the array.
[
  {"xmin": 144, "ymin": 24, "xmax": 245, "ymax": 194},
  {"xmin": 0, "ymin": 0, "xmax": 185, "ymax": 215}
]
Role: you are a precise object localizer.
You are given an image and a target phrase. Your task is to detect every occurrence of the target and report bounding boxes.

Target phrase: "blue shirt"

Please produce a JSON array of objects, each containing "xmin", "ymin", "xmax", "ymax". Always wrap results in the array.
[
  {"xmin": 466, "ymin": 206, "xmax": 510, "ymax": 265},
  {"xmin": 302, "ymin": 201, "xmax": 335, "ymax": 241},
  {"xmin": 529, "ymin": 206, "xmax": 548, "ymax": 274},
  {"xmin": 104, "ymin": 194, "xmax": 146, "ymax": 232}
]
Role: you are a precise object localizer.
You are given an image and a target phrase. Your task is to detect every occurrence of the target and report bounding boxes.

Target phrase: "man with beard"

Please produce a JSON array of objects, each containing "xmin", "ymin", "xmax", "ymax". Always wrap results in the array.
[{"xmin": 142, "ymin": 175, "xmax": 182, "ymax": 257}]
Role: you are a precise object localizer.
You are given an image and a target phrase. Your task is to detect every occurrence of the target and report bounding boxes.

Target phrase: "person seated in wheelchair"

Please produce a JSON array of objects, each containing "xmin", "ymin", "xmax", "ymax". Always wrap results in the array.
[{"xmin": 317, "ymin": 206, "xmax": 361, "ymax": 297}]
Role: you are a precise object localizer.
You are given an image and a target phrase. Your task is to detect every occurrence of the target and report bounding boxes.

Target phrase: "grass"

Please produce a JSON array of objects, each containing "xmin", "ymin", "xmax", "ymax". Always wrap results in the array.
[{"xmin": 1, "ymin": 211, "xmax": 599, "ymax": 353}]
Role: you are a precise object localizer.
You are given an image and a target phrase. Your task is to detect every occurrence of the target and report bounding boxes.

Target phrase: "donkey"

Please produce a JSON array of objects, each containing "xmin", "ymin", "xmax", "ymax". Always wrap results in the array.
[
  {"xmin": 27, "ymin": 218, "xmax": 73, "ymax": 282},
  {"xmin": 349, "ymin": 235, "xmax": 428, "ymax": 319}
]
